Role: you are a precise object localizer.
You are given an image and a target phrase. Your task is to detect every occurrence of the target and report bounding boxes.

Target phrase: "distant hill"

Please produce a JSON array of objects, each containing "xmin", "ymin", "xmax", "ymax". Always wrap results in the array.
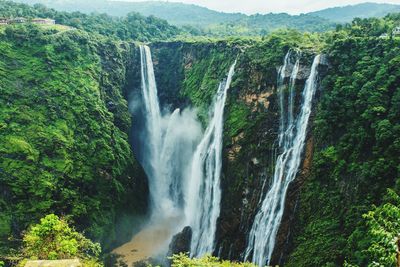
[
  {"xmin": 0, "ymin": 0, "xmax": 181, "ymax": 41},
  {"xmin": 310, "ymin": 2, "xmax": 400, "ymax": 23},
  {"xmin": 9, "ymin": 1, "xmax": 400, "ymax": 35},
  {"xmin": 10, "ymin": 0, "xmax": 336, "ymax": 35},
  {"xmin": 11, "ymin": 0, "xmax": 243, "ymax": 24}
]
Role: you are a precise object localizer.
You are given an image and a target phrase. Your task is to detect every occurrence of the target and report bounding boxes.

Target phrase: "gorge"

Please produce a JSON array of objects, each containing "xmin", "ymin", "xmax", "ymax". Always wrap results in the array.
[
  {"xmin": 1, "ymin": 2, "xmax": 400, "ymax": 266},
  {"xmin": 113, "ymin": 43, "xmax": 328, "ymax": 266},
  {"xmin": 113, "ymin": 45, "xmax": 238, "ymax": 264}
]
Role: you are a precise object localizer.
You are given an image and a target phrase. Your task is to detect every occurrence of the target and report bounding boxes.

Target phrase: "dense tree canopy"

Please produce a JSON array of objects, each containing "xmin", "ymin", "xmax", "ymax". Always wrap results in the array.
[
  {"xmin": 286, "ymin": 14, "xmax": 400, "ymax": 267},
  {"xmin": 0, "ymin": 0, "xmax": 181, "ymax": 41}
]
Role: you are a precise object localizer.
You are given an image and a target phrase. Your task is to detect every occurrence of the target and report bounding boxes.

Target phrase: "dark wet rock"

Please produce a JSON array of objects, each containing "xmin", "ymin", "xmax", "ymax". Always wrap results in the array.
[{"xmin": 168, "ymin": 226, "xmax": 193, "ymax": 256}]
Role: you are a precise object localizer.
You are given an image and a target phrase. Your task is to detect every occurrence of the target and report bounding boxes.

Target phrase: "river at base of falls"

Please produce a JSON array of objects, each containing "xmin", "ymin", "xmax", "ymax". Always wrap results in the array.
[{"xmin": 112, "ymin": 214, "xmax": 183, "ymax": 266}]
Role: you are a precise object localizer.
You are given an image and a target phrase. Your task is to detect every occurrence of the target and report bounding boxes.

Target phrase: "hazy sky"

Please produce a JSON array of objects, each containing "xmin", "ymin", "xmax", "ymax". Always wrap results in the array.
[{"xmin": 122, "ymin": 0, "xmax": 400, "ymax": 14}]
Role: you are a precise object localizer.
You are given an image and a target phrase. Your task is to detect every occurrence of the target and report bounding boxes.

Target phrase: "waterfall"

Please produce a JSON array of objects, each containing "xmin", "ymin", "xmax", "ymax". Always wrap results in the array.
[
  {"xmin": 137, "ymin": 45, "xmax": 201, "ymax": 219},
  {"xmin": 245, "ymin": 54, "xmax": 321, "ymax": 266},
  {"xmin": 185, "ymin": 62, "xmax": 236, "ymax": 257},
  {"xmin": 137, "ymin": 44, "xmax": 238, "ymax": 258}
]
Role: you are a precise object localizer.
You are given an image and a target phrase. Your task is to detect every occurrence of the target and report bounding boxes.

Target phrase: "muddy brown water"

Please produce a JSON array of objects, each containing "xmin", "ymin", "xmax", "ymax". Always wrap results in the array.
[{"xmin": 112, "ymin": 214, "xmax": 183, "ymax": 266}]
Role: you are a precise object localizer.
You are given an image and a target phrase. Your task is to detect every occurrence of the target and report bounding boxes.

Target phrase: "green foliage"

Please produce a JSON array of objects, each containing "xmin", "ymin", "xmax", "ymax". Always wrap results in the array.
[
  {"xmin": 10, "ymin": 0, "xmax": 336, "ymax": 37},
  {"xmin": 23, "ymin": 214, "xmax": 100, "ymax": 261},
  {"xmin": 169, "ymin": 253, "xmax": 256, "ymax": 267},
  {"xmin": 361, "ymin": 190, "xmax": 400, "ymax": 267},
  {"xmin": 0, "ymin": 0, "xmax": 181, "ymax": 41},
  {"xmin": 310, "ymin": 3, "xmax": 400, "ymax": 23},
  {"xmin": 0, "ymin": 24, "xmax": 145, "ymax": 256},
  {"xmin": 180, "ymin": 44, "xmax": 235, "ymax": 121},
  {"xmin": 287, "ymin": 15, "xmax": 400, "ymax": 267}
]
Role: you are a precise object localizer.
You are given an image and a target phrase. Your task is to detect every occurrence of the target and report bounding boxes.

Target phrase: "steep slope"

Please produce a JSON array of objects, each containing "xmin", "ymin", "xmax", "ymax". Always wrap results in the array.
[
  {"xmin": 285, "ymin": 18, "xmax": 400, "ymax": 267},
  {"xmin": 310, "ymin": 2, "xmax": 400, "ymax": 23},
  {"xmin": 0, "ymin": 24, "xmax": 148, "ymax": 257},
  {"xmin": 146, "ymin": 31, "xmax": 325, "ymax": 264},
  {"xmin": 142, "ymin": 15, "xmax": 400, "ymax": 266},
  {"xmin": 1, "ymin": 5, "xmax": 400, "ymax": 267}
]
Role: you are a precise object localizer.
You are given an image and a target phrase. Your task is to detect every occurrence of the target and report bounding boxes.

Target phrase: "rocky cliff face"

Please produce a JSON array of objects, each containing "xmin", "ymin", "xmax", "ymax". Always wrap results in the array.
[{"xmin": 143, "ymin": 39, "xmax": 323, "ymax": 263}]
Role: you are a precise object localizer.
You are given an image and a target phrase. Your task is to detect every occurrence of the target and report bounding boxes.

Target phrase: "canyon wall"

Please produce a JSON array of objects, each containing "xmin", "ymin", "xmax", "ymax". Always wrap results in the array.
[{"xmin": 147, "ymin": 37, "xmax": 321, "ymax": 264}]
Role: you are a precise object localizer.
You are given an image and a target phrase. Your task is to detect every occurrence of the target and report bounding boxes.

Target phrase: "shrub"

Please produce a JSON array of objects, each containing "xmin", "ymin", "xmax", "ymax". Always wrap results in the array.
[
  {"xmin": 22, "ymin": 214, "xmax": 101, "ymax": 261},
  {"xmin": 169, "ymin": 253, "xmax": 257, "ymax": 267}
]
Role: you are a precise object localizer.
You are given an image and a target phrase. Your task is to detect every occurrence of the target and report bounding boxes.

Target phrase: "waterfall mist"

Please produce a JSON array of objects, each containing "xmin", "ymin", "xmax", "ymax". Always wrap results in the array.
[
  {"xmin": 127, "ymin": 45, "xmax": 236, "ymax": 261},
  {"xmin": 132, "ymin": 45, "xmax": 202, "ymax": 230},
  {"xmin": 115, "ymin": 45, "xmax": 204, "ymax": 265},
  {"xmin": 245, "ymin": 53, "xmax": 321, "ymax": 266}
]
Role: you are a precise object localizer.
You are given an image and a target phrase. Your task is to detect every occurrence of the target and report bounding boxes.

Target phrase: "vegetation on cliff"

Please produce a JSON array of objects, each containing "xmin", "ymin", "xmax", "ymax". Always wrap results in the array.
[
  {"xmin": 0, "ymin": 24, "xmax": 147, "ymax": 260},
  {"xmin": 168, "ymin": 254, "xmax": 256, "ymax": 267},
  {"xmin": 149, "ymin": 14, "xmax": 400, "ymax": 267},
  {"xmin": 1, "ymin": 0, "xmax": 400, "ymax": 266},
  {"xmin": 286, "ymin": 14, "xmax": 400, "ymax": 267}
]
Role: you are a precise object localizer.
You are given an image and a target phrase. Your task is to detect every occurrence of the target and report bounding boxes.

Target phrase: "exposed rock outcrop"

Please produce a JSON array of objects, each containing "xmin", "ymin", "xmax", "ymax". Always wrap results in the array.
[{"xmin": 168, "ymin": 226, "xmax": 193, "ymax": 256}]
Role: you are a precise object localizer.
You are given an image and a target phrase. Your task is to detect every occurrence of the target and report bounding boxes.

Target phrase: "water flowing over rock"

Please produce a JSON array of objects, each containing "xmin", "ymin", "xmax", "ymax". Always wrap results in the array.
[
  {"xmin": 185, "ymin": 62, "xmax": 237, "ymax": 257},
  {"xmin": 123, "ymin": 45, "xmax": 237, "ymax": 263},
  {"xmin": 138, "ymin": 45, "xmax": 201, "ymax": 218},
  {"xmin": 116, "ymin": 45, "xmax": 203, "ymax": 264},
  {"xmin": 245, "ymin": 53, "xmax": 322, "ymax": 266}
]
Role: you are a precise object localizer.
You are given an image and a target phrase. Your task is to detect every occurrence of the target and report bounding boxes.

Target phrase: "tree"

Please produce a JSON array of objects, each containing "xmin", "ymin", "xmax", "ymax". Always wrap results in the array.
[
  {"xmin": 362, "ymin": 190, "xmax": 400, "ymax": 267},
  {"xmin": 22, "ymin": 214, "xmax": 101, "ymax": 261}
]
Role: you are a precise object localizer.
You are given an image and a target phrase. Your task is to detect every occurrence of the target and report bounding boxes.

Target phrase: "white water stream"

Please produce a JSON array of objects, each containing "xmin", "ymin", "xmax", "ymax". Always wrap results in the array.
[
  {"xmin": 245, "ymin": 53, "xmax": 321, "ymax": 266},
  {"xmin": 185, "ymin": 62, "xmax": 236, "ymax": 257}
]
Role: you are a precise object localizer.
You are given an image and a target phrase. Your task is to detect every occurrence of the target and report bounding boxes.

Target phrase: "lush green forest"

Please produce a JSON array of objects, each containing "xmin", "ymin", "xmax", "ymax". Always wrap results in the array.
[
  {"xmin": 310, "ymin": 2, "xmax": 400, "ymax": 23},
  {"xmin": 1, "ymin": 0, "xmax": 400, "ymax": 266},
  {"xmin": 7, "ymin": 0, "xmax": 336, "ymax": 36},
  {"xmin": 12, "ymin": 0, "xmax": 400, "ymax": 36},
  {"xmin": 0, "ymin": 0, "xmax": 182, "ymax": 41},
  {"xmin": 286, "ymin": 13, "xmax": 400, "ymax": 267},
  {"xmin": 0, "ymin": 22, "xmax": 149, "ymax": 263}
]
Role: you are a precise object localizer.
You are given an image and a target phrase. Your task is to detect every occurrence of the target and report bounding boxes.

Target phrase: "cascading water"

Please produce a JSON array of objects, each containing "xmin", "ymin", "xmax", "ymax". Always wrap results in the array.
[
  {"xmin": 137, "ymin": 45, "xmax": 201, "ymax": 219},
  {"xmin": 245, "ymin": 53, "xmax": 321, "ymax": 266},
  {"xmin": 185, "ymin": 62, "xmax": 236, "ymax": 257},
  {"xmin": 114, "ymin": 45, "xmax": 203, "ymax": 265},
  {"xmin": 124, "ymin": 45, "xmax": 235, "ymax": 263}
]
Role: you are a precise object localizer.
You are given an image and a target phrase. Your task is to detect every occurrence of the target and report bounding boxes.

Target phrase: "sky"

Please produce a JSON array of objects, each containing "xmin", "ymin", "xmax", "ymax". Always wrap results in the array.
[{"xmin": 122, "ymin": 0, "xmax": 400, "ymax": 14}]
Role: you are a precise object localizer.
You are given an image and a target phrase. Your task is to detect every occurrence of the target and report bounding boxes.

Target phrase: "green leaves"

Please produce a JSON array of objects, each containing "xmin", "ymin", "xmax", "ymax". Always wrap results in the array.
[
  {"xmin": 0, "ymin": 23, "xmax": 142, "ymax": 255},
  {"xmin": 168, "ymin": 253, "xmax": 257, "ymax": 267},
  {"xmin": 362, "ymin": 190, "xmax": 400, "ymax": 267},
  {"xmin": 23, "ymin": 214, "xmax": 101, "ymax": 261},
  {"xmin": 287, "ymin": 15, "xmax": 400, "ymax": 267}
]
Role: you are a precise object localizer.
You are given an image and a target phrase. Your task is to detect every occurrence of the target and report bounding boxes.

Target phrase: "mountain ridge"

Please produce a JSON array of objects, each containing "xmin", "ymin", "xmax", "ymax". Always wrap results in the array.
[
  {"xmin": 11, "ymin": 0, "xmax": 400, "ymax": 21},
  {"xmin": 9, "ymin": 1, "xmax": 400, "ymax": 36},
  {"xmin": 310, "ymin": 2, "xmax": 400, "ymax": 22}
]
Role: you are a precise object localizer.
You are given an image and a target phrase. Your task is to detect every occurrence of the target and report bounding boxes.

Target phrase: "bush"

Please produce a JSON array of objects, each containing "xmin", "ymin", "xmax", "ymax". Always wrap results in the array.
[
  {"xmin": 362, "ymin": 190, "xmax": 400, "ymax": 267},
  {"xmin": 169, "ymin": 253, "xmax": 257, "ymax": 267},
  {"xmin": 22, "ymin": 214, "xmax": 101, "ymax": 261}
]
